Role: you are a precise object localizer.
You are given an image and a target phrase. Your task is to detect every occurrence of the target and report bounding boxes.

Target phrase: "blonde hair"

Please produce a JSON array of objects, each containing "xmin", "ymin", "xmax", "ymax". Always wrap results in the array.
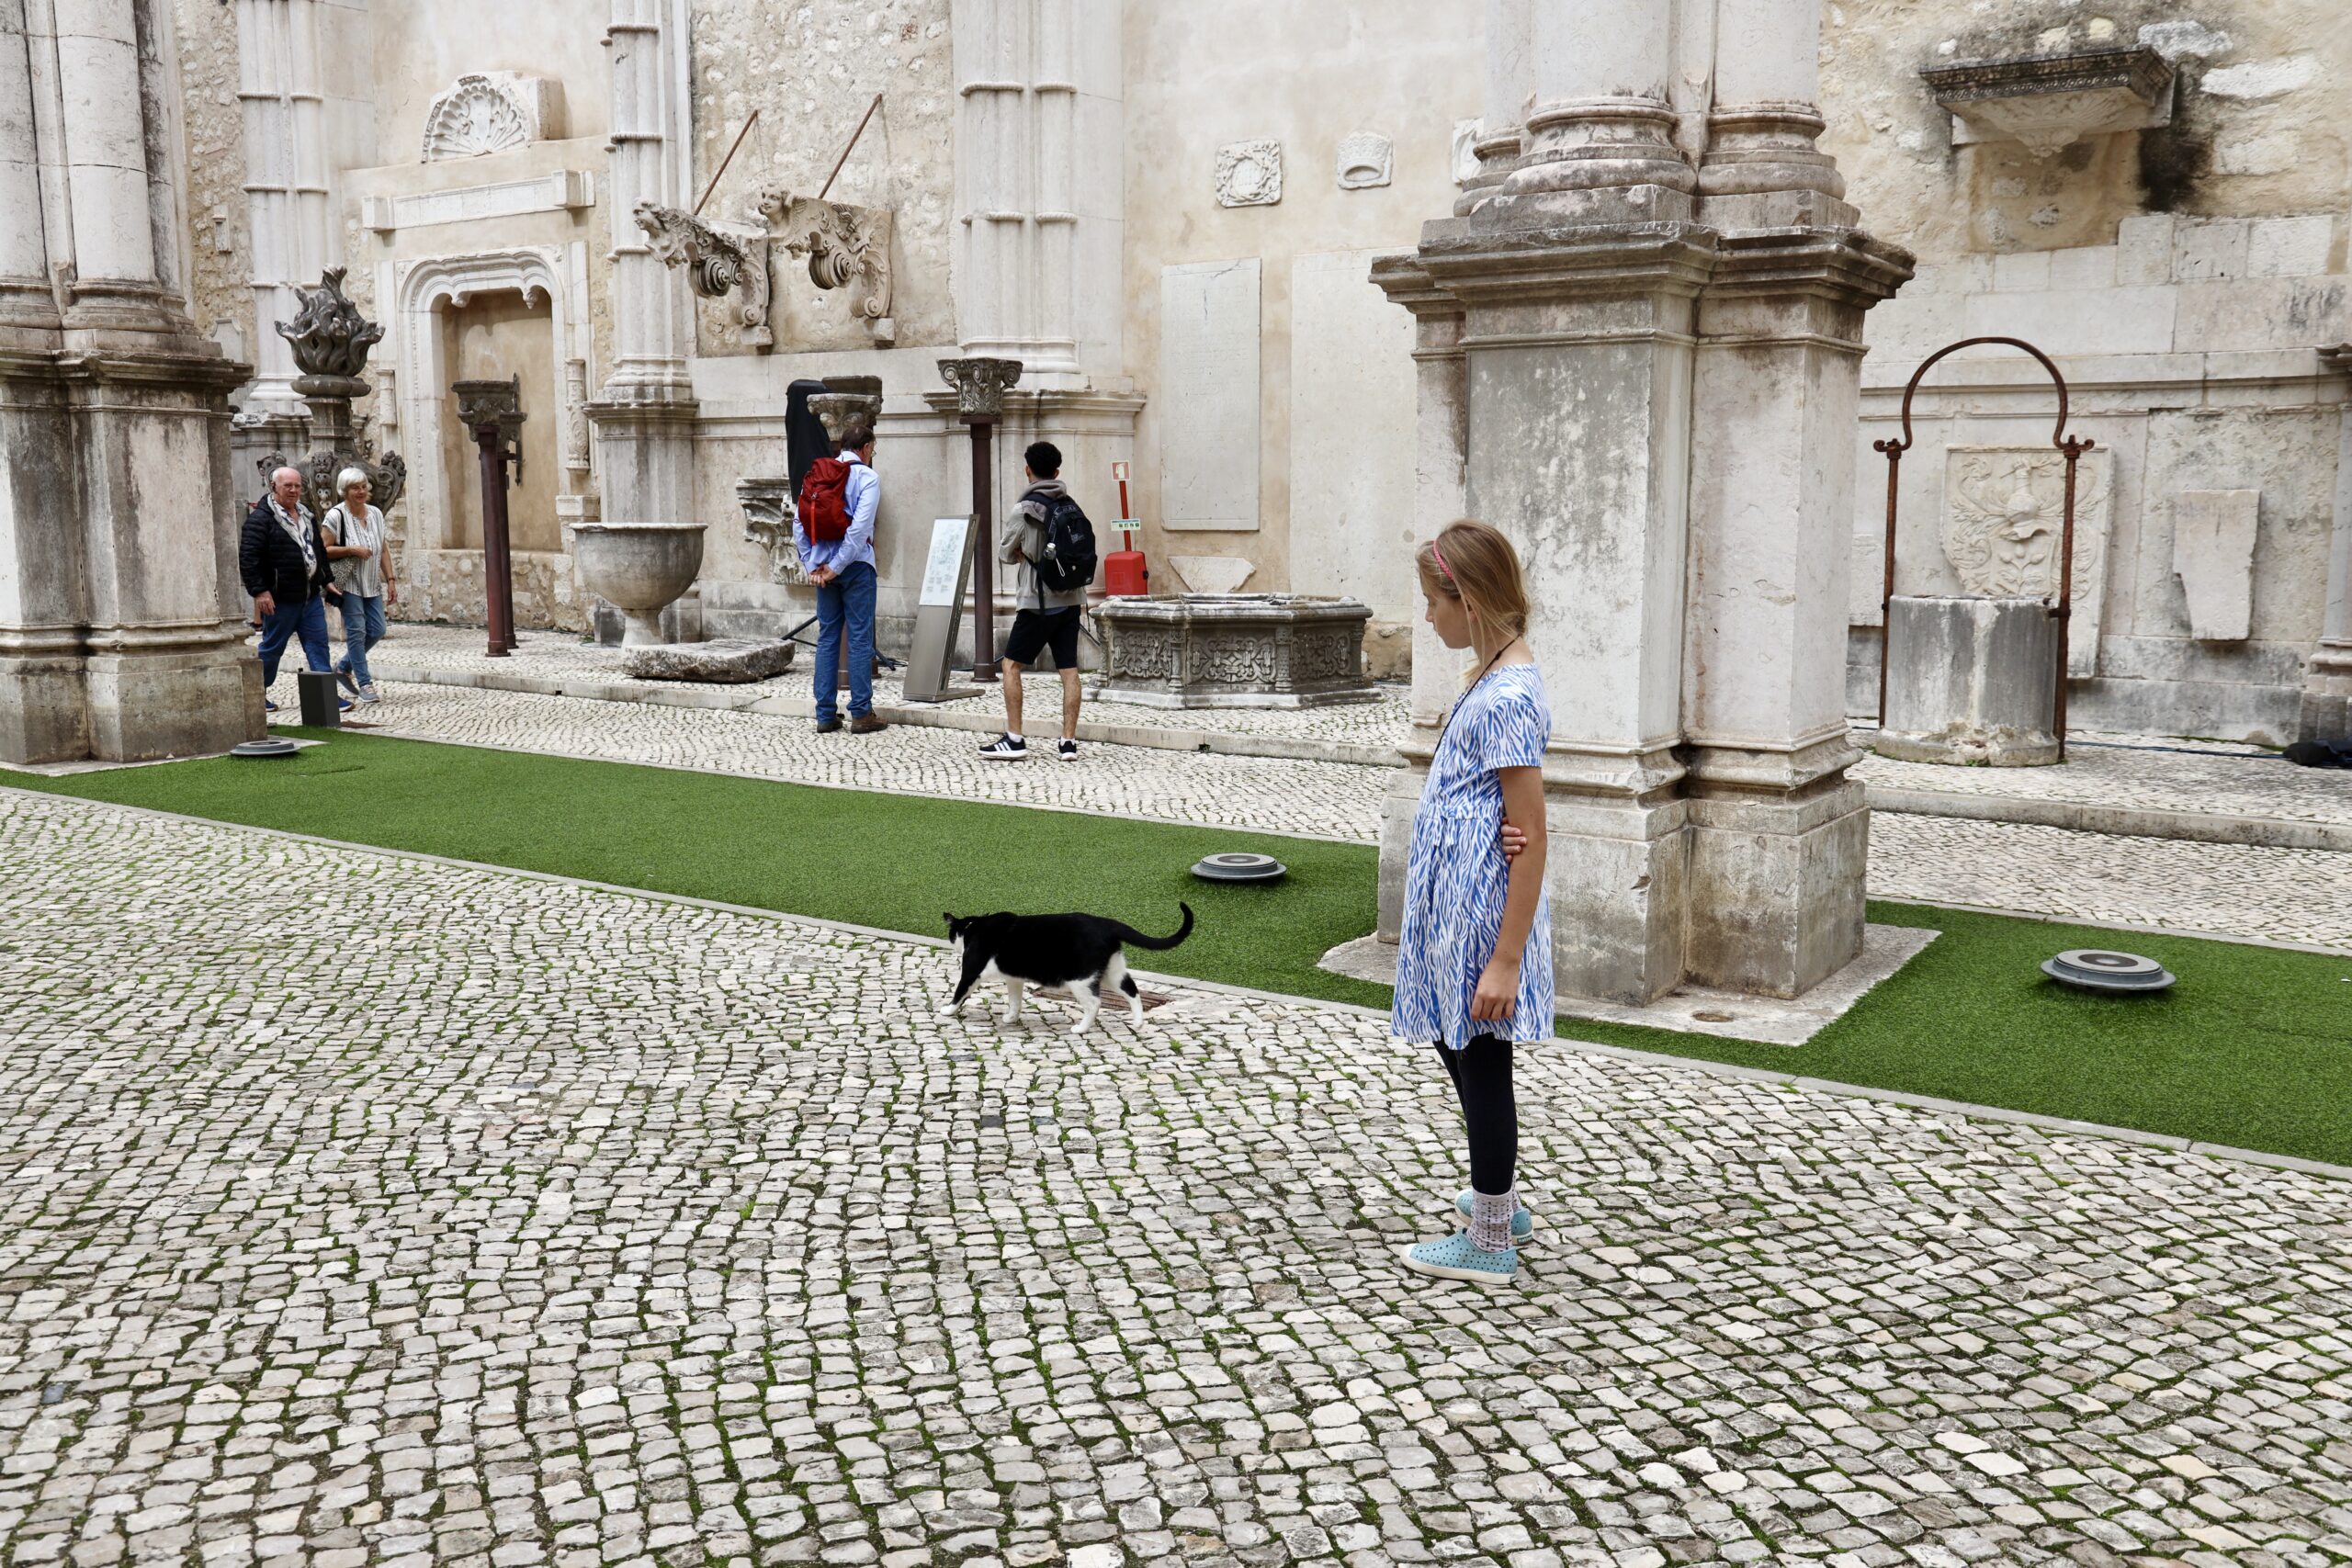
[{"xmin": 1416, "ymin": 519, "xmax": 1531, "ymax": 654}]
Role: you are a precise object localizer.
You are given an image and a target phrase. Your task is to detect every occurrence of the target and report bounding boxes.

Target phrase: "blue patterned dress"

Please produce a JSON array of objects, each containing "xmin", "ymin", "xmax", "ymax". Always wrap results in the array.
[{"xmin": 1392, "ymin": 662, "xmax": 1555, "ymax": 1050}]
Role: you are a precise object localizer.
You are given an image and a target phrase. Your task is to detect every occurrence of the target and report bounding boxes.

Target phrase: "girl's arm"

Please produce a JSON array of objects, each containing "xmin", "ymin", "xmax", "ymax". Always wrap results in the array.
[{"xmin": 1471, "ymin": 765, "xmax": 1546, "ymax": 1021}]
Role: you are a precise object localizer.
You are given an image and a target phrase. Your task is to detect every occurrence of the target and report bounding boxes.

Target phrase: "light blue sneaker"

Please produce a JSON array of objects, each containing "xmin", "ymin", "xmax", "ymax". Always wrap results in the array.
[
  {"xmin": 1456, "ymin": 1190, "xmax": 1536, "ymax": 1244},
  {"xmin": 1396, "ymin": 1229, "xmax": 1519, "ymax": 1287}
]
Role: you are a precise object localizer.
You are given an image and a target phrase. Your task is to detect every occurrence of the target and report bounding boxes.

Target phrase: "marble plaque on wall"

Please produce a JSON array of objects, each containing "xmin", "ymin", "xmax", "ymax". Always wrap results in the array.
[
  {"xmin": 1290, "ymin": 248, "xmax": 1417, "ymax": 621},
  {"xmin": 1940, "ymin": 445, "xmax": 2115, "ymax": 676},
  {"xmin": 1159, "ymin": 258, "xmax": 1261, "ymax": 533}
]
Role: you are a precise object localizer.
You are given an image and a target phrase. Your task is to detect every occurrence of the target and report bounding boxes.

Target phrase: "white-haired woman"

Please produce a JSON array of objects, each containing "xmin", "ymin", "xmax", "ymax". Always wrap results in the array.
[{"xmin": 322, "ymin": 467, "xmax": 395, "ymax": 703}]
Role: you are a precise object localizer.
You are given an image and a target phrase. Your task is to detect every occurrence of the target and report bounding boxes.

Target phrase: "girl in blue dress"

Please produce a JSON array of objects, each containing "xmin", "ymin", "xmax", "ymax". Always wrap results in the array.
[{"xmin": 1391, "ymin": 519, "xmax": 1552, "ymax": 1287}]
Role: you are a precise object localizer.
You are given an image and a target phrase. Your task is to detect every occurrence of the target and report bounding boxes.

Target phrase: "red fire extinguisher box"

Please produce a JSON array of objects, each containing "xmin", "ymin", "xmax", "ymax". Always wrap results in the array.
[{"xmin": 1103, "ymin": 461, "xmax": 1148, "ymax": 596}]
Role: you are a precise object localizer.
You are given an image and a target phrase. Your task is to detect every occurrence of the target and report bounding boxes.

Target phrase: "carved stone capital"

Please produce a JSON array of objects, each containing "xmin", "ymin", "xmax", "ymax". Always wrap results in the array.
[
  {"xmin": 936, "ymin": 356, "xmax": 1024, "ymax": 423},
  {"xmin": 736, "ymin": 478, "xmax": 808, "ymax": 586}
]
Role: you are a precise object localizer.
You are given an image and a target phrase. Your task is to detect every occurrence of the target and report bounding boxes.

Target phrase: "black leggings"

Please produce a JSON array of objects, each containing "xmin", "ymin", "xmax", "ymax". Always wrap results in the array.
[{"xmin": 1435, "ymin": 1034, "xmax": 1516, "ymax": 1196}]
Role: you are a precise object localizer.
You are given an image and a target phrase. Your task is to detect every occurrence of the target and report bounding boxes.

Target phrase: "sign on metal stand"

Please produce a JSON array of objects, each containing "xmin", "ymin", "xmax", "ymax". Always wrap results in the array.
[{"xmin": 901, "ymin": 515, "xmax": 984, "ymax": 704}]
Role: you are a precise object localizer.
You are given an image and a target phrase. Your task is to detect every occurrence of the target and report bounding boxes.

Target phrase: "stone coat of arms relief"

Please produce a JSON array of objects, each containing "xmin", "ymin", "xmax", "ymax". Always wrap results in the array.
[{"xmin": 1940, "ymin": 446, "xmax": 2114, "ymax": 677}]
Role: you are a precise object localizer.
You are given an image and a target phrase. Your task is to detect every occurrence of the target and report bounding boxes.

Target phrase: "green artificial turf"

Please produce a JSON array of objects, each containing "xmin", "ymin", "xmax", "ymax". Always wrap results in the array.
[{"xmin": 12, "ymin": 729, "xmax": 2350, "ymax": 1166}]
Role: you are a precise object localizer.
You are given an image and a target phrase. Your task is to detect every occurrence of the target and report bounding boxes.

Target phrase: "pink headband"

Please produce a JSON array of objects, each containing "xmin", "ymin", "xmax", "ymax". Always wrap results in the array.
[{"xmin": 1430, "ymin": 538, "xmax": 1455, "ymax": 581}]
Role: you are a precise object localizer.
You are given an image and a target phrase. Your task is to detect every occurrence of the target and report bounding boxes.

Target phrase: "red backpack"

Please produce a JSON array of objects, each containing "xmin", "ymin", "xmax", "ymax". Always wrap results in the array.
[{"xmin": 797, "ymin": 457, "xmax": 853, "ymax": 543}]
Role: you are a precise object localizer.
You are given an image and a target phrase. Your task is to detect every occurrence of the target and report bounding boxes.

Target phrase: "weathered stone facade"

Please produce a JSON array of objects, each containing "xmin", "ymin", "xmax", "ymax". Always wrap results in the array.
[{"xmin": 136, "ymin": 0, "xmax": 2352, "ymax": 750}]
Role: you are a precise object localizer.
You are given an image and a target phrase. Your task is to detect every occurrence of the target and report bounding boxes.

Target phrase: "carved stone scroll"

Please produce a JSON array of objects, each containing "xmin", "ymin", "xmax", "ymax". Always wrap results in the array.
[
  {"xmin": 736, "ymin": 478, "xmax": 808, "ymax": 586},
  {"xmin": 758, "ymin": 189, "xmax": 896, "ymax": 345},
  {"xmin": 633, "ymin": 202, "xmax": 773, "ymax": 350}
]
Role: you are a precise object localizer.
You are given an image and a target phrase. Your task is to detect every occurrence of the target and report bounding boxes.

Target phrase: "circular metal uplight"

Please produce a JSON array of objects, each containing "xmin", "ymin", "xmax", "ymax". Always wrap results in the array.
[
  {"xmin": 230, "ymin": 739, "xmax": 300, "ymax": 759},
  {"xmin": 2041, "ymin": 948, "xmax": 2176, "ymax": 994},
  {"xmin": 1191, "ymin": 852, "xmax": 1286, "ymax": 884}
]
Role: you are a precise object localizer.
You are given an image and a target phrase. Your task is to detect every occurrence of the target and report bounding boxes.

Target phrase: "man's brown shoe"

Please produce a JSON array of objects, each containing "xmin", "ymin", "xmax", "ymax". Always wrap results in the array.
[
  {"xmin": 815, "ymin": 717, "xmax": 842, "ymax": 734},
  {"xmin": 851, "ymin": 716, "xmax": 888, "ymax": 735}
]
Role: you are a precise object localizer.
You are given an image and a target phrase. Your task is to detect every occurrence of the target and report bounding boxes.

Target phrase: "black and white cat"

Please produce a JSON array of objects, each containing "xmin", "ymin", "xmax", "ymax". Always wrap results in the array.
[{"xmin": 940, "ymin": 904, "xmax": 1194, "ymax": 1034}]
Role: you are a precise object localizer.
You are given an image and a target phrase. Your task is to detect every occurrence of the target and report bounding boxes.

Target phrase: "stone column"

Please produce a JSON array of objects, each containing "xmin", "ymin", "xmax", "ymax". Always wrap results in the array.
[
  {"xmin": 2301, "ymin": 346, "xmax": 2352, "ymax": 741},
  {"xmin": 1370, "ymin": 257, "xmax": 1469, "ymax": 942},
  {"xmin": 952, "ymin": 0, "xmax": 1121, "ymax": 388},
  {"xmin": 1457, "ymin": 0, "xmax": 1530, "ymax": 215},
  {"xmin": 0, "ymin": 5, "xmax": 52, "ymax": 329},
  {"xmin": 1697, "ymin": 0, "xmax": 1849, "ymax": 224},
  {"xmin": 1502, "ymin": 0, "xmax": 1693, "ymax": 215},
  {"xmin": 1679, "ymin": 0, "xmax": 1906, "ymax": 995},
  {"xmin": 589, "ymin": 0, "xmax": 697, "ymax": 535},
  {"xmin": 0, "ymin": 0, "xmax": 254, "ymax": 764},
  {"xmin": 232, "ymin": 0, "xmax": 334, "ymax": 436}
]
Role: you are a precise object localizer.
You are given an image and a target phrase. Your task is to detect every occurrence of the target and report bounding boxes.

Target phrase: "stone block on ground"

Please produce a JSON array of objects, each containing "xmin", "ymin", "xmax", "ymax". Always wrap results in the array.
[{"xmin": 622, "ymin": 638, "xmax": 795, "ymax": 683}]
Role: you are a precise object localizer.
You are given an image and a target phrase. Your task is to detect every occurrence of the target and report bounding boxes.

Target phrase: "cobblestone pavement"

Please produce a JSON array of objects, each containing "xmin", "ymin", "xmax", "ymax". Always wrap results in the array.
[
  {"xmin": 2, "ymin": 788, "xmax": 2347, "ymax": 1568},
  {"xmin": 345, "ymin": 626, "xmax": 2352, "ymax": 834},
  {"xmin": 1870, "ymin": 814, "xmax": 2352, "ymax": 953},
  {"xmin": 311, "ymin": 680, "xmax": 1388, "ymax": 844},
  {"xmin": 1851, "ymin": 736, "xmax": 2352, "ymax": 833},
  {"xmin": 354, "ymin": 625, "xmax": 1413, "ymax": 751},
  {"xmin": 260, "ymin": 675, "xmax": 2352, "ymax": 953}
]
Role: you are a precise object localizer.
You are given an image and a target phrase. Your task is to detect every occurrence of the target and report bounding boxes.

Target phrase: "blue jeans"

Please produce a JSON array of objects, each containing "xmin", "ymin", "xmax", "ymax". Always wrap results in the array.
[
  {"xmin": 336, "ymin": 593, "xmax": 387, "ymax": 687},
  {"xmin": 257, "ymin": 594, "xmax": 332, "ymax": 687},
  {"xmin": 813, "ymin": 560, "xmax": 876, "ymax": 722}
]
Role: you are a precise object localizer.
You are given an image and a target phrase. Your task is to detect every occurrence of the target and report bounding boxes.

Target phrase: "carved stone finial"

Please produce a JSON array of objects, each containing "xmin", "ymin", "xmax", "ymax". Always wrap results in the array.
[
  {"xmin": 936, "ymin": 357, "xmax": 1023, "ymax": 423},
  {"xmin": 634, "ymin": 201, "xmax": 774, "ymax": 351},
  {"xmin": 275, "ymin": 268, "xmax": 384, "ymax": 394}
]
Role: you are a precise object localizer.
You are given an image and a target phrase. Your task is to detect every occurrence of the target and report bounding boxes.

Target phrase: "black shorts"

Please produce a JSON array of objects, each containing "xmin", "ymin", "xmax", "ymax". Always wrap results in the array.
[{"xmin": 1003, "ymin": 605, "xmax": 1081, "ymax": 669}]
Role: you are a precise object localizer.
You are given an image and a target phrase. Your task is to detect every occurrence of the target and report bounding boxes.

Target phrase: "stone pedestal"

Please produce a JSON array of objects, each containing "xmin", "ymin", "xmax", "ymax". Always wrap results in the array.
[
  {"xmin": 1094, "ymin": 595, "xmax": 1374, "ymax": 709},
  {"xmin": 1375, "ymin": 0, "xmax": 1910, "ymax": 1005},
  {"xmin": 2302, "ymin": 346, "xmax": 2352, "ymax": 741},
  {"xmin": 1877, "ymin": 595, "xmax": 2061, "ymax": 766}
]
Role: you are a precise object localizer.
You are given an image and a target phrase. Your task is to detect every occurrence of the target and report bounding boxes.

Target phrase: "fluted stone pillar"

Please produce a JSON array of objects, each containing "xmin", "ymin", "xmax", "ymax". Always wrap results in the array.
[
  {"xmin": 589, "ymin": 0, "xmax": 697, "ymax": 534},
  {"xmin": 2301, "ymin": 346, "xmax": 2352, "ymax": 741},
  {"xmin": 952, "ymin": 0, "xmax": 1121, "ymax": 388},
  {"xmin": 1377, "ymin": 0, "xmax": 1908, "ymax": 1005},
  {"xmin": 232, "ymin": 0, "xmax": 341, "ymax": 440},
  {"xmin": 0, "ymin": 0, "xmax": 254, "ymax": 763}
]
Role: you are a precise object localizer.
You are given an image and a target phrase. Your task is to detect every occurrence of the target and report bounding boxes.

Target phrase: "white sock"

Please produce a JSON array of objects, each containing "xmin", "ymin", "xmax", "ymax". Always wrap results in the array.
[
  {"xmin": 1469, "ymin": 1188, "xmax": 1516, "ymax": 1252},
  {"xmin": 1005, "ymin": 731, "xmax": 1023, "ymax": 742}
]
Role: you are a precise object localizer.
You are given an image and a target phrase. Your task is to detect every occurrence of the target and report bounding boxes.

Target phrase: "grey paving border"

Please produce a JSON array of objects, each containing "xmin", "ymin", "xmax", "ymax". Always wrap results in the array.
[
  {"xmin": 1881, "ymin": 893, "xmax": 2352, "ymax": 957},
  {"xmin": 1867, "ymin": 782, "xmax": 2352, "ymax": 853},
  {"xmin": 13, "ymin": 784, "xmax": 2344, "ymax": 1187}
]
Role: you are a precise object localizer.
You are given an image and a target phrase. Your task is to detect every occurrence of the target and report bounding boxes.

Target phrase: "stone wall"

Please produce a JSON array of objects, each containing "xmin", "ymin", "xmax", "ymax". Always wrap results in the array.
[
  {"xmin": 1826, "ymin": 1, "xmax": 2352, "ymax": 741},
  {"xmin": 1121, "ymin": 1, "xmax": 1481, "ymax": 658},
  {"xmin": 171, "ymin": 0, "xmax": 254, "ymax": 365},
  {"xmin": 684, "ymin": 0, "xmax": 956, "ymax": 355},
  {"xmin": 1822, "ymin": 0, "xmax": 2352, "ymax": 256}
]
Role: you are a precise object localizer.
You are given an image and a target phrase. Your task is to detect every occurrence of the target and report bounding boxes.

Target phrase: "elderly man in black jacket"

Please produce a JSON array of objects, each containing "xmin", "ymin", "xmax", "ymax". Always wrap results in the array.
[{"xmin": 239, "ymin": 466, "xmax": 343, "ymax": 715}]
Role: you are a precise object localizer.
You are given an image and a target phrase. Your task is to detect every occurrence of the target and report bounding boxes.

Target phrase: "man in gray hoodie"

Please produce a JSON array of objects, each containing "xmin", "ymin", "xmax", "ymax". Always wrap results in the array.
[{"xmin": 979, "ymin": 441, "xmax": 1089, "ymax": 761}]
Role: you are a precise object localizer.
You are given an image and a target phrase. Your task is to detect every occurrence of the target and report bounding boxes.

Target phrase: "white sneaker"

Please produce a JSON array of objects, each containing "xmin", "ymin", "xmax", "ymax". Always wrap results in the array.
[{"xmin": 979, "ymin": 733, "xmax": 1028, "ymax": 761}]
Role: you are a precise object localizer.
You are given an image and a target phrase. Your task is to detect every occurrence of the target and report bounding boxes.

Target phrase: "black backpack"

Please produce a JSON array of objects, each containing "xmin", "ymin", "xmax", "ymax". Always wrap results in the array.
[{"xmin": 1030, "ymin": 489, "xmax": 1097, "ymax": 599}]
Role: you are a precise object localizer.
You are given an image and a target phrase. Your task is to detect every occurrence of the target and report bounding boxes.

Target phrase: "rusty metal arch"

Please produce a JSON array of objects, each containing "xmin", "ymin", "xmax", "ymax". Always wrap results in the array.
[{"xmin": 1872, "ymin": 335, "xmax": 2096, "ymax": 761}]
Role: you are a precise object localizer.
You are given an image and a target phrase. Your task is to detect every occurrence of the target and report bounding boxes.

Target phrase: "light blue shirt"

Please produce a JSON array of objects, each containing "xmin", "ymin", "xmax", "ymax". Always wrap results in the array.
[{"xmin": 794, "ymin": 453, "xmax": 878, "ymax": 575}]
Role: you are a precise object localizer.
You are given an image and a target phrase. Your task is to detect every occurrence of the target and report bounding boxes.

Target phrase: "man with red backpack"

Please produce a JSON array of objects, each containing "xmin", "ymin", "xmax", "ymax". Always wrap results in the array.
[{"xmin": 794, "ymin": 423, "xmax": 887, "ymax": 734}]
